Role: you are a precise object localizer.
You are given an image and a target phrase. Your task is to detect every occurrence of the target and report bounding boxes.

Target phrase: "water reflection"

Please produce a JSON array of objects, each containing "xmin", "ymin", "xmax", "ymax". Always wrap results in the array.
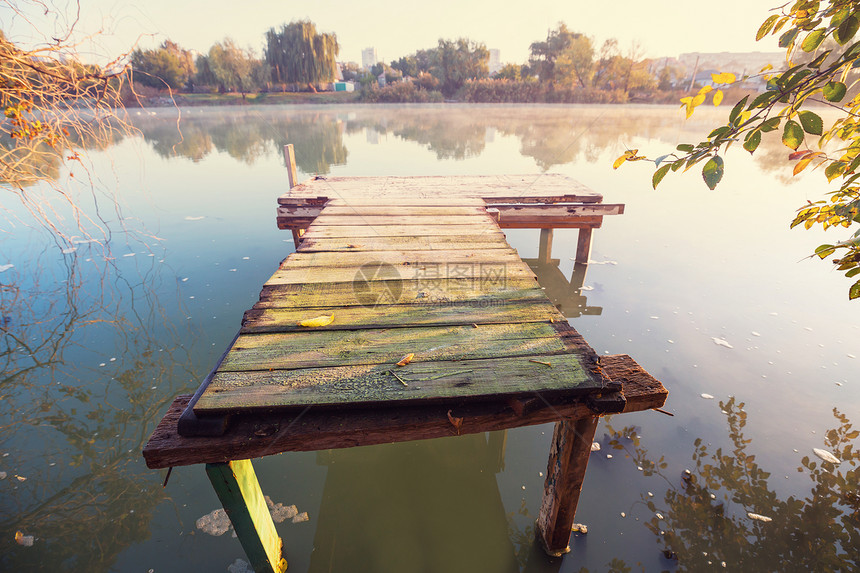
[
  {"xmin": 0, "ymin": 240, "xmax": 195, "ymax": 571},
  {"xmin": 604, "ymin": 401, "xmax": 860, "ymax": 571},
  {"xmin": 134, "ymin": 109, "xmax": 348, "ymax": 173},
  {"xmin": 128, "ymin": 105, "xmax": 790, "ymax": 176}
]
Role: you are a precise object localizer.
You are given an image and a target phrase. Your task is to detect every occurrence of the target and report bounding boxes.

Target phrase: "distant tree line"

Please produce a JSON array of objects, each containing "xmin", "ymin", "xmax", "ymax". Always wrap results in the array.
[{"xmin": 129, "ymin": 20, "xmax": 690, "ymax": 104}]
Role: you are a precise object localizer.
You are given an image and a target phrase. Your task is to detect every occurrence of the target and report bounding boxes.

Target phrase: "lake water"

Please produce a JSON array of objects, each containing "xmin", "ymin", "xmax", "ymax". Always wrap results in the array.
[{"xmin": 1, "ymin": 104, "xmax": 858, "ymax": 572}]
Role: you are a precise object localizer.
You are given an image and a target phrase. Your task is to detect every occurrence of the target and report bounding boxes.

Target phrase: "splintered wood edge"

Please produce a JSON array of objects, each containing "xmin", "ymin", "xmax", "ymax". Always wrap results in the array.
[{"xmin": 142, "ymin": 353, "xmax": 667, "ymax": 469}]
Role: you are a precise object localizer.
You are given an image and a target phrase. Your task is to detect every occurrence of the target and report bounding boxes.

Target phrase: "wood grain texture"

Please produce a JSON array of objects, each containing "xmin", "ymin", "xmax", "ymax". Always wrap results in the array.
[
  {"xmin": 196, "ymin": 353, "xmax": 595, "ymax": 413},
  {"xmin": 296, "ymin": 234, "xmax": 509, "ymax": 252},
  {"xmin": 142, "ymin": 354, "xmax": 666, "ymax": 469},
  {"xmin": 281, "ymin": 248, "xmax": 522, "ymax": 268},
  {"xmin": 241, "ymin": 298, "xmax": 563, "ymax": 333}
]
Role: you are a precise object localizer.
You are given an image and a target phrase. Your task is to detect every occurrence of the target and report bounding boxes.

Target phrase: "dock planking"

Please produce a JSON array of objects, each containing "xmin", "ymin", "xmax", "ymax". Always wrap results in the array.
[
  {"xmin": 145, "ymin": 165, "xmax": 668, "ymax": 564},
  {"xmin": 192, "ymin": 200, "xmax": 614, "ymax": 417}
]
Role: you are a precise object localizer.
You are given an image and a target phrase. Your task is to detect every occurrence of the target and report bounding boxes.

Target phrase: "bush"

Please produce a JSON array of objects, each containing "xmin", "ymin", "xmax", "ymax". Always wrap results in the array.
[{"xmin": 359, "ymin": 82, "xmax": 443, "ymax": 103}]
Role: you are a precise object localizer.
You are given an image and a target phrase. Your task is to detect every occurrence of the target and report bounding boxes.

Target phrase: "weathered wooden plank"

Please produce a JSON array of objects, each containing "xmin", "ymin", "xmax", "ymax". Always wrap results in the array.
[
  {"xmin": 255, "ymin": 281, "xmax": 544, "ymax": 309},
  {"xmin": 300, "ymin": 224, "xmax": 502, "ymax": 238},
  {"xmin": 281, "ymin": 248, "xmax": 522, "ymax": 268},
  {"xmin": 195, "ymin": 353, "xmax": 596, "ymax": 413},
  {"xmin": 307, "ymin": 215, "xmax": 495, "ymax": 227},
  {"xmin": 296, "ymin": 234, "xmax": 509, "ymax": 252},
  {"xmin": 278, "ymin": 175, "xmax": 603, "ymax": 204},
  {"xmin": 142, "ymin": 356, "xmax": 665, "ymax": 469},
  {"xmin": 241, "ymin": 298, "xmax": 564, "ymax": 333},
  {"xmin": 263, "ymin": 262, "xmax": 535, "ymax": 286},
  {"xmin": 216, "ymin": 322, "xmax": 570, "ymax": 373},
  {"xmin": 302, "ymin": 205, "xmax": 488, "ymax": 216},
  {"xmin": 206, "ymin": 460, "xmax": 287, "ymax": 573}
]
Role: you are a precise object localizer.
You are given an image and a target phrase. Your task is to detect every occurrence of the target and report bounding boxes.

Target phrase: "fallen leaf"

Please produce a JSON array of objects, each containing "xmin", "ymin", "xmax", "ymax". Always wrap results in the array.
[
  {"xmin": 15, "ymin": 531, "xmax": 34, "ymax": 547},
  {"xmin": 298, "ymin": 315, "xmax": 334, "ymax": 328},
  {"xmin": 747, "ymin": 512, "xmax": 772, "ymax": 523},
  {"xmin": 813, "ymin": 448, "xmax": 841, "ymax": 464},
  {"xmin": 447, "ymin": 409, "xmax": 463, "ymax": 434},
  {"xmin": 396, "ymin": 353, "xmax": 414, "ymax": 366}
]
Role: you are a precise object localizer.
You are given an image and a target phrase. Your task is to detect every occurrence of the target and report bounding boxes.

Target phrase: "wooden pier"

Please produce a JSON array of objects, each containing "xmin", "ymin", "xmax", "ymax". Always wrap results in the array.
[{"xmin": 143, "ymin": 147, "xmax": 667, "ymax": 572}]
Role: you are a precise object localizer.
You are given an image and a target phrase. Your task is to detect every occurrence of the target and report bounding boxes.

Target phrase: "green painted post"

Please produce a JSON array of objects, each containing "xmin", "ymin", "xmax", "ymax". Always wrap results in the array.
[{"xmin": 206, "ymin": 460, "xmax": 288, "ymax": 573}]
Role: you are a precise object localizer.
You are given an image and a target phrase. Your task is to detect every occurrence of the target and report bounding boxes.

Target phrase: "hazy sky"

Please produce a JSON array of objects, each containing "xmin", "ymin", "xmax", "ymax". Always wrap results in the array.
[{"xmin": 6, "ymin": 0, "xmax": 785, "ymax": 64}]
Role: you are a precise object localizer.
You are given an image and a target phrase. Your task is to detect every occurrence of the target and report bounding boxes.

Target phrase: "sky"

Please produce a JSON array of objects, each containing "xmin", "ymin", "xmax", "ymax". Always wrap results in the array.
[{"xmin": 4, "ymin": 0, "xmax": 786, "ymax": 64}]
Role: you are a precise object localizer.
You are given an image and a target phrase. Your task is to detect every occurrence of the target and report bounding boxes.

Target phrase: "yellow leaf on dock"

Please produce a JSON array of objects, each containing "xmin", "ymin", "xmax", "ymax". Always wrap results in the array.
[
  {"xmin": 396, "ymin": 353, "xmax": 414, "ymax": 366},
  {"xmin": 297, "ymin": 315, "xmax": 334, "ymax": 327}
]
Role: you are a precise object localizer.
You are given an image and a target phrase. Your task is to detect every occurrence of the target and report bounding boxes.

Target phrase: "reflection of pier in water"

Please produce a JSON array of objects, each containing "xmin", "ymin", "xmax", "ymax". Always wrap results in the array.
[{"xmin": 526, "ymin": 229, "xmax": 601, "ymax": 319}]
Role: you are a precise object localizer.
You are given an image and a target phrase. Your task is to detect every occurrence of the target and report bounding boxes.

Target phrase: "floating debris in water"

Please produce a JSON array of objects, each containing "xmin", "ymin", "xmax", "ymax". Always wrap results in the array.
[
  {"xmin": 747, "ymin": 512, "xmax": 772, "ymax": 523},
  {"xmin": 184, "ymin": 216, "xmax": 205, "ymax": 221},
  {"xmin": 647, "ymin": 492, "xmax": 653, "ymax": 497},
  {"xmin": 15, "ymin": 531, "xmax": 34, "ymax": 547},
  {"xmin": 650, "ymin": 316, "xmax": 660, "ymax": 320},
  {"xmin": 0, "ymin": 264, "xmax": 13, "ymax": 273},
  {"xmin": 590, "ymin": 442, "xmax": 601, "ymax": 452},
  {"xmin": 227, "ymin": 559, "xmax": 252, "ymax": 573},
  {"xmin": 61, "ymin": 247, "xmax": 76, "ymax": 254},
  {"xmin": 580, "ymin": 286, "xmax": 594, "ymax": 291},
  {"xmin": 655, "ymin": 513, "xmax": 664, "ymax": 520},
  {"xmin": 813, "ymin": 448, "xmax": 841, "ymax": 465},
  {"xmin": 265, "ymin": 496, "xmax": 298, "ymax": 523},
  {"xmin": 711, "ymin": 337, "xmax": 734, "ymax": 349},
  {"xmin": 0, "ymin": 472, "xmax": 6, "ymax": 479},
  {"xmin": 606, "ymin": 454, "xmax": 612, "ymax": 459},
  {"xmin": 292, "ymin": 512, "xmax": 309, "ymax": 524},
  {"xmin": 751, "ymin": 331, "xmax": 761, "ymax": 337},
  {"xmin": 620, "ymin": 512, "xmax": 626, "ymax": 518},
  {"xmin": 700, "ymin": 393, "xmax": 714, "ymax": 400},
  {"xmin": 571, "ymin": 523, "xmax": 588, "ymax": 534},
  {"xmin": 123, "ymin": 253, "xmax": 135, "ymax": 257},
  {"xmin": 196, "ymin": 509, "xmax": 231, "ymax": 536},
  {"xmin": 848, "ymin": 353, "xmax": 856, "ymax": 359}
]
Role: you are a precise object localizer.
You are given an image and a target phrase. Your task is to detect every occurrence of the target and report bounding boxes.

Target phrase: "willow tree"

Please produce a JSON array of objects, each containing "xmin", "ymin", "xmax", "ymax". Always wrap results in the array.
[
  {"xmin": 617, "ymin": 0, "xmax": 860, "ymax": 300},
  {"xmin": 264, "ymin": 20, "xmax": 339, "ymax": 91}
]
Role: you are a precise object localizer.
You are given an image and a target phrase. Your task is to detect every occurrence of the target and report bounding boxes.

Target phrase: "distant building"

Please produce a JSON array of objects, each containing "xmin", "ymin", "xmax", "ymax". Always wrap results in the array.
[
  {"xmin": 362, "ymin": 47, "xmax": 378, "ymax": 70},
  {"xmin": 488, "ymin": 49, "xmax": 502, "ymax": 75}
]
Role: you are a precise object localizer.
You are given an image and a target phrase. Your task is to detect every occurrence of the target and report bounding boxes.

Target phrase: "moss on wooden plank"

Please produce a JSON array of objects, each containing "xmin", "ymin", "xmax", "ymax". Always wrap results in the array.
[{"xmin": 195, "ymin": 354, "xmax": 595, "ymax": 413}]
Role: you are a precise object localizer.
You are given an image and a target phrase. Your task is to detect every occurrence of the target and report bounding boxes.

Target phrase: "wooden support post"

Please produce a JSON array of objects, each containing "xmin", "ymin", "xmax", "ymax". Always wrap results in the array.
[
  {"xmin": 536, "ymin": 416, "xmax": 599, "ymax": 556},
  {"xmin": 487, "ymin": 429, "xmax": 508, "ymax": 473},
  {"xmin": 538, "ymin": 228, "xmax": 553, "ymax": 265},
  {"xmin": 206, "ymin": 460, "xmax": 287, "ymax": 573},
  {"xmin": 283, "ymin": 144, "xmax": 298, "ymax": 189},
  {"xmin": 574, "ymin": 228, "xmax": 593, "ymax": 264},
  {"xmin": 569, "ymin": 262, "xmax": 588, "ymax": 293}
]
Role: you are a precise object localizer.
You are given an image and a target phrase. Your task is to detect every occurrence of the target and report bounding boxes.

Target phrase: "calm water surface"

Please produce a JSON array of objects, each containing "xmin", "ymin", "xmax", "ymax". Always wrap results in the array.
[{"xmin": 1, "ymin": 104, "xmax": 858, "ymax": 572}]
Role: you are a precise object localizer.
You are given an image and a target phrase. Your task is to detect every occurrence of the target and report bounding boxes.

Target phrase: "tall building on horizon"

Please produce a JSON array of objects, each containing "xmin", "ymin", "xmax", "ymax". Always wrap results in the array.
[
  {"xmin": 488, "ymin": 48, "xmax": 502, "ymax": 75},
  {"xmin": 361, "ymin": 47, "xmax": 378, "ymax": 70}
]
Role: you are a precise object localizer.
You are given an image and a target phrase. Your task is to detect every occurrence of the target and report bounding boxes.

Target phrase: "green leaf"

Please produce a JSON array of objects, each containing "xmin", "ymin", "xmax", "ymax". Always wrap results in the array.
[
  {"xmin": 757, "ymin": 14, "xmax": 780, "ymax": 40},
  {"xmin": 760, "ymin": 117, "xmax": 781, "ymax": 132},
  {"xmin": 808, "ymin": 50, "xmax": 831, "ymax": 68},
  {"xmin": 708, "ymin": 126, "xmax": 731, "ymax": 139},
  {"xmin": 850, "ymin": 280, "xmax": 860, "ymax": 300},
  {"xmin": 801, "ymin": 29, "xmax": 826, "ymax": 51},
  {"xmin": 846, "ymin": 267, "xmax": 860, "ymax": 278},
  {"xmin": 743, "ymin": 130, "xmax": 762, "ymax": 153},
  {"xmin": 815, "ymin": 244, "xmax": 836, "ymax": 258},
  {"xmin": 652, "ymin": 164, "xmax": 671, "ymax": 189},
  {"xmin": 676, "ymin": 144, "xmax": 694, "ymax": 153},
  {"xmin": 835, "ymin": 14, "xmax": 860, "ymax": 45},
  {"xmin": 823, "ymin": 81, "xmax": 847, "ymax": 102},
  {"xmin": 798, "ymin": 110, "xmax": 823, "ymax": 135},
  {"xmin": 729, "ymin": 96, "xmax": 749, "ymax": 124},
  {"xmin": 702, "ymin": 156, "xmax": 724, "ymax": 190},
  {"xmin": 778, "ymin": 28, "xmax": 800, "ymax": 48},
  {"xmin": 749, "ymin": 91, "xmax": 775, "ymax": 109},
  {"xmin": 825, "ymin": 161, "xmax": 845, "ymax": 181},
  {"xmin": 782, "ymin": 120, "xmax": 804, "ymax": 150}
]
